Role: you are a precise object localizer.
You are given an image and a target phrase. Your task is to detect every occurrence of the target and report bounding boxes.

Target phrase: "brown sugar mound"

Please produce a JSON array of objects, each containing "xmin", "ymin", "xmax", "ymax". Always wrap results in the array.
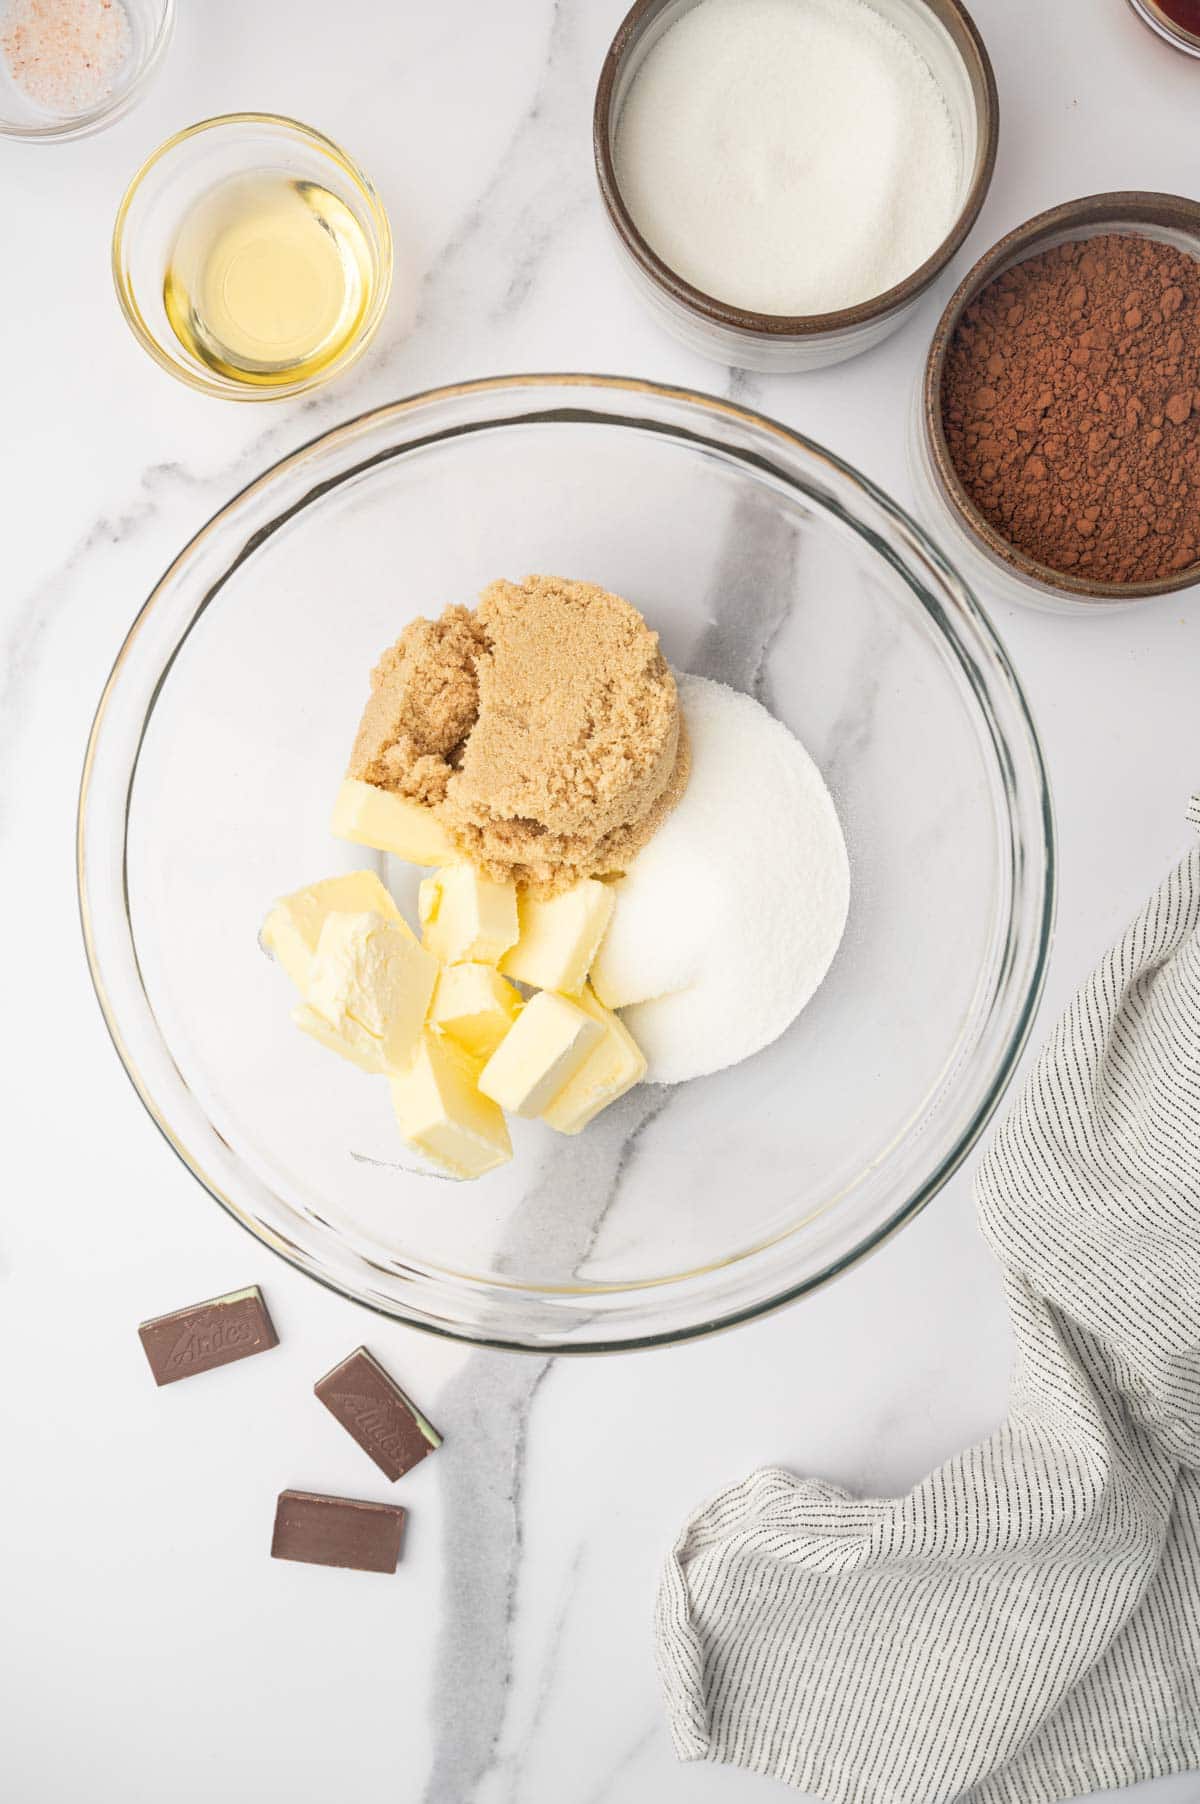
[
  {"xmin": 347, "ymin": 575, "xmax": 690, "ymax": 893},
  {"xmin": 350, "ymin": 606, "xmax": 491, "ymax": 805},
  {"xmin": 941, "ymin": 233, "xmax": 1200, "ymax": 585}
]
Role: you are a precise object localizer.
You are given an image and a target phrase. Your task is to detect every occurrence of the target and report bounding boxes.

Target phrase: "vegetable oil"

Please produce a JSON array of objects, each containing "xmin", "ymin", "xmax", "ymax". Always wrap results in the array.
[{"xmin": 163, "ymin": 171, "xmax": 374, "ymax": 387}]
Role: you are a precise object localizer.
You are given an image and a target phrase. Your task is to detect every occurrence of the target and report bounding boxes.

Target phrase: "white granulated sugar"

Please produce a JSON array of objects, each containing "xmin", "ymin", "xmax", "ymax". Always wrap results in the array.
[
  {"xmin": 614, "ymin": 0, "xmax": 959, "ymax": 317},
  {"xmin": 592, "ymin": 675, "xmax": 849, "ymax": 1084}
]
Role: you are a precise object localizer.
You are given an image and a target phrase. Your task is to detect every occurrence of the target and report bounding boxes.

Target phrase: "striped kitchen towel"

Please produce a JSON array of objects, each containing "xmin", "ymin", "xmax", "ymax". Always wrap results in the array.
[{"xmin": 656, "ymin": 796, "xmax": 1200, "ymax": 1804}]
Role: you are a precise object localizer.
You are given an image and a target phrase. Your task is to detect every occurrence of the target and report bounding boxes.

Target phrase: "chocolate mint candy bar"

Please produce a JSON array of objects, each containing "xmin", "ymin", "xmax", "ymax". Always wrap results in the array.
[
  {"xmin": 138, "ymin": 1285, "xmax": 278, "ymax": 1386},
  {"xmin": 314, "ymin": 1346, "xmax": 442, "ymax": 1482},
  {"xmin": 271, "ymin": 1490, "xmax": 405, "ymax": 1574}
]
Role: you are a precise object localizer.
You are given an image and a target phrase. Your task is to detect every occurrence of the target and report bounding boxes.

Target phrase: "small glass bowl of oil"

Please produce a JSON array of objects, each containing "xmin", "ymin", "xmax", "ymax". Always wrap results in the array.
[{"xmin": 112, "ymin": 113, "xmax": 393, "ymax": 400}]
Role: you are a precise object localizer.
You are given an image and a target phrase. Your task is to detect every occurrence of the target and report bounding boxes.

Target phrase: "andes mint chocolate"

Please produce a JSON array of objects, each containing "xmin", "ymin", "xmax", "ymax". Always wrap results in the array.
[
  {"xmin": 314, "ymin": 1346, "xmax": 442, "ymax": 1482},
  {"xmin": 271, "ymin": 1489, "xmax": 405, "ymax": 1574},
  {"xmin": 138, "ymin": 1285, "xmax": 278, "ymax": 1386}
]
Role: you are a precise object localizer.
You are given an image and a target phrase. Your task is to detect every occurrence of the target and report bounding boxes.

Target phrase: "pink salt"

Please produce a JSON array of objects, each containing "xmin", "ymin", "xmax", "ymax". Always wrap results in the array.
[{"xmin": 1, "ymin": 0, "xmax": 131, "ymax": 115}]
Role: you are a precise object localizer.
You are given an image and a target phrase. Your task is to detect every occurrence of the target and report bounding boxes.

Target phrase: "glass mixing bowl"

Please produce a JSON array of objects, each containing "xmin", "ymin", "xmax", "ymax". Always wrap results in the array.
[{"xmin": 78, "ymin": 376, "xmax": 1054, "ymax": 1352}]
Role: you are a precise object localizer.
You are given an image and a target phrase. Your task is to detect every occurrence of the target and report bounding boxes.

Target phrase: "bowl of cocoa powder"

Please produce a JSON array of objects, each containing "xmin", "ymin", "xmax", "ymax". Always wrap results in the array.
[{"xmin": 912, "ymin": 192, "xmax": 1200, "ymax": 609}]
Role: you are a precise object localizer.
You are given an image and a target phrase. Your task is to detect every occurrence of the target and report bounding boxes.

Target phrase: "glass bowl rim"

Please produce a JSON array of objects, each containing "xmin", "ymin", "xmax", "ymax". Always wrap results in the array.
[
  {"xmin": 593, "ymin": 0, "xmax": 999, "ymax": 338},
  {"xmin": 77, "ymin": 372, "xmax": 1056, "ymax": 1353},
  {"xmin": 110, "ymin": 110, "xmax": 394, "ymax": 401},
  {"xmin": 0, "ymin": 0, "xmax": 175, "ymax": 142}
]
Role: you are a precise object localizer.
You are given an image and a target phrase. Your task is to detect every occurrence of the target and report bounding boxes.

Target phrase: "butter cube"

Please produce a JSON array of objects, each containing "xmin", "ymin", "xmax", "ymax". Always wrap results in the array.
[
  {"xmin": 430, "ymin": 963, "xmax": 523, "ymax": 1060},
  {"xmin": 541, "ymin": 986, "xmax": 647, "ymax": 1134},
  {"xmin": 332, "ymin": 777, "xmax": 458, "ymax": 866},
  {"xmin": 292, "ymin": 1001, "xmax": 387, "ymax": 1074},
  {"xmin": 261, "ymin": 870, "xmax": 407, "ymax": 992},
  {"xmin": 391, "ymin": 1035, "xmax": 512, "ymax": 1180},
  {"xmin": 478, "ymin": 991, "xmax": 603, "ymax": 1118},
  {"xmin": 419, "ymin": 865, "xmax": 518, "ymax": 966},
  {"xmin": 499, "ymin": 880, "xmax": 615, "ymax": 995},
  {"xmin": 302, "ymin": 910, "xmax": 437, "ymax": 1073}
]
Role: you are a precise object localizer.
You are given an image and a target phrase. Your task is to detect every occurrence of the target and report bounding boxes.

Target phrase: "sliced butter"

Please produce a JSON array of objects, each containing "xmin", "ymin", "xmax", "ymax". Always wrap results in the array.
[
  {"xmin": 261, "ymin": 870, "xmax": 406, "ymax": 992},
  {"xmin": 391, "ymin": 1034, "xmax": 512, "ymax": 1179},
  {"xmin": 430, "ymin": 963, "xmax": 523, "ymax": 1060},
  {"xmin": 478, "ymin": 990, "xmax": 602, "ymax": 1118},
  {"xmin": 331, "ymin": 777, "xmax": 458, "ymax": 866},
  {"xmin": 499, "ymin": 879, "xmax": 615, "ymax": 995},
  {"xmin": 292, "ymin": 1001, "xmax": 388, "ymax": 1074},
  {"xmin": 419, "ymin": 864, "xmax": 518, "ymax": 967},
  {"xmin": 303, "ymin": 910, "xmax": 437, "ymax": 1073},
  {"xmin": 541, "ymin": 986, "xmax": 647, "ymax": 1134}
]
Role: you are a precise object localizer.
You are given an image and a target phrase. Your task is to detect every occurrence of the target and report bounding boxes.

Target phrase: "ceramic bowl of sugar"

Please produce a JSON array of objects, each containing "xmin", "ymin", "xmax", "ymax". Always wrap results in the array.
[
  {"xmin": 79, "ymin": 377, "xmax": 1054, "ymax": 1351},
  {"xmin": 595, "ymin": 0, "xmax": 998, "ymax": 371}
]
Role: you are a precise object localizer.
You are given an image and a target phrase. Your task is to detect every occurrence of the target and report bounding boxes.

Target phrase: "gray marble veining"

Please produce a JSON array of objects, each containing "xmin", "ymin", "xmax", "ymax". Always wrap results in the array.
[
  {"xmin": 420, "ymin": 1355, "xmax": 552, "ymax": 1804},
  {"xmin": 387, "ymin": 0, "xmax": 593, "ymax": 363},
  {"xmin": 495, "ymin": 1545, "xmax": 587, "ymax": 1804},
  {"xmin": 579, "ymin": 1725, "xmax": 660, "ymax": 1804},
  {"xmin": 415, "ymin": 474, "xmax": 803, "ymax": 1800},
  {"xmin": 689, "ymin": 480, "xmax": 806, "ymax": 713},
  {"xmin": 491, "ymin": 1086, "xmax": 674, "ymax": 1286}
]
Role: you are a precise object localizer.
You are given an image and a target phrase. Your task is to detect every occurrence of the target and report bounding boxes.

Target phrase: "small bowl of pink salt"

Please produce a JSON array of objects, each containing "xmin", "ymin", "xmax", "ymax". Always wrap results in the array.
[{"xmin": 0, "ymin": 0, "xmax": 173, "ymax": 141}]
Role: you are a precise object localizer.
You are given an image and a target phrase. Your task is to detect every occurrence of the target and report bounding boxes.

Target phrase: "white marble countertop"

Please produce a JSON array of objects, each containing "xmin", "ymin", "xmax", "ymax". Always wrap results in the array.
[{"xmin": 3, "ymin": 2, "xmax": 1199, "ymax": 1800}]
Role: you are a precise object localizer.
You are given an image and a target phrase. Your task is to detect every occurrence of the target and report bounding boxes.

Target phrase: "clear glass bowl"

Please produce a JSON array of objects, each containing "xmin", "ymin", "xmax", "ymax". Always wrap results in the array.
[
  {"xmin": 78, "ymin": 376, "xmax": 1054, "ymax": 1352},
  {"xmin": 0, "ymin": 0, "xmax": 173, "ymax": 140},
  {"xmin": 112, "ymin": 113, "xmax": 393, "ymax": 401},
  {"xmin": 594, "ymin": 0, "xmax": 998, "ymax": 372}
]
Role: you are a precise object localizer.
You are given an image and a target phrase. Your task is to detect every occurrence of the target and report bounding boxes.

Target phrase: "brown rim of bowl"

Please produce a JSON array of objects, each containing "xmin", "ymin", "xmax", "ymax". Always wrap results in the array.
[
  {"xmin": 1126, "ymin": 0, "xmax": 1200, "ymax": 52},
  {"xmin": 593, "ymin": 0, "xmax": 999, "ymax": 339},
  {"xmin": 924, "ymin": 191, "xmax": 1200, "ymax": 602}
]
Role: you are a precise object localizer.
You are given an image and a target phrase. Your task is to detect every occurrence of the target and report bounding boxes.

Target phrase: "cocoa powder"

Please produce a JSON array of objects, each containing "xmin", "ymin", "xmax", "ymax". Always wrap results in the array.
[{"xmin": 941, "ymin": 232, "xmax": 1200, "ymax": 584}]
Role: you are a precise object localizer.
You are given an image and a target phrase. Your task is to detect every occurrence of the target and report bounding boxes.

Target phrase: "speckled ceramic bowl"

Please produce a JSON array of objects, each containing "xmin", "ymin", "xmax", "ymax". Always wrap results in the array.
[
  {"xmin": 594, "ymin": 0, "xmax": 998, "ymax": 371},
  {"xmin": 911, "ymin": 191, "xmax": 1200, "ymax": 611},
  {"xmin": 1126, "ymin": 0, "xmax": 1200, "ymax": 57}
]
